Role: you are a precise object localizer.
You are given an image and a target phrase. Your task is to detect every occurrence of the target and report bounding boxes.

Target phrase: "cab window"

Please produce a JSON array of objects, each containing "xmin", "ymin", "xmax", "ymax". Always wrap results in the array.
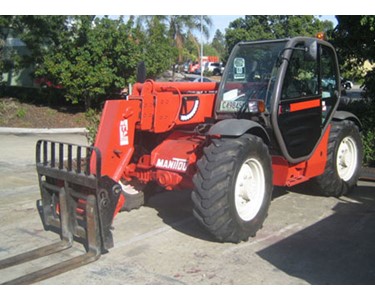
[
  {"xmin": 281, "ymin": 43, "xmax": 319, "ymax": 100},
  {"xmin": 321, "ymin": 45, "xmax": 338, "ymax": 99},
  {"xmin": 320, "ymin": 44, "xmax": 339, "ymax": 124}
]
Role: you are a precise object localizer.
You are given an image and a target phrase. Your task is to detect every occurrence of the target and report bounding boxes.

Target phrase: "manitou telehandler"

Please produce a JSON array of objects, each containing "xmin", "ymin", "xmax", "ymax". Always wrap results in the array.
[{"xmin": 0, "ymin": 36, "xmax": 363, "ymax": 284}]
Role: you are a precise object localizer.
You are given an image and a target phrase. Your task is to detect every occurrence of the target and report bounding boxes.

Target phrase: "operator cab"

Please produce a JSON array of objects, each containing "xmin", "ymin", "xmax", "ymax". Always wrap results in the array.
[
  {"xmin": 215, "ymin": 37, "xmax": 340, "ymax": 163},
  {"xmin": 215, "ymin": 39, "xmax": 287, "ymax": 120}
]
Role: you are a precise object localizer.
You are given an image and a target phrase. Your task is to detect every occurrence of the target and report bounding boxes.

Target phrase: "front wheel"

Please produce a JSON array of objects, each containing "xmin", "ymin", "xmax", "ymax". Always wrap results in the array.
[
  {"xmin": 192, "ymin": 134, "xmax": 273, "ymax": 243},
  {"xmin": 314, "ymin": 120, "xmax": 363, "ymax": 197}
]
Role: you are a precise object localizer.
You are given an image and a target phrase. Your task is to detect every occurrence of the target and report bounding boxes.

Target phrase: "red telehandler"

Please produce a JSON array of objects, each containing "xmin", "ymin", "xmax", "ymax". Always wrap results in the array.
[{"xmin": 0, "ymin": 36, "xmax": 363, "ymax": 284}]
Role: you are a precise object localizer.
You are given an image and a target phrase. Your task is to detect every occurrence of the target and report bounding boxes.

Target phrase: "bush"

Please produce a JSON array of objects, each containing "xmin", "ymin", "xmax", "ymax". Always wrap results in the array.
[
  {"xmin": 203, "ymin": 70, "xmax": 213, "ymax": 77},
  {"xmin": 16, "ymin": 107, "xmax": 26, "ymax": 118},
  {"xmin": 362, "ymin": 130, "xmax": 375, "ymax": 166},
  {"xmin": 340, "ymin": 99, "xmax": 375, "ymax": 167},
  {"xmin": 85, "ymin": 108, "xmax": 101, "ymax": 145}
]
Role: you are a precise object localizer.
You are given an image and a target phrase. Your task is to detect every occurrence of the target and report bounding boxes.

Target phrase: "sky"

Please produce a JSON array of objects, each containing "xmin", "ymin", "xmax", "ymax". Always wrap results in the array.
[{"xmin": 211, "ymin": 16, "xmax": 243, "ymax": 34}]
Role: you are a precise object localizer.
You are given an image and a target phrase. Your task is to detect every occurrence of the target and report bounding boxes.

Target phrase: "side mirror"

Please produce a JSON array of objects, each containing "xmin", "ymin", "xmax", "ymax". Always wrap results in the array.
[
  {"xmin": 137, "ymin": 61, "xmax": 146, "ymax": 83},
  {"xmin": 304, "ymin": 40, "xmax": 318, "ymax": 61}
]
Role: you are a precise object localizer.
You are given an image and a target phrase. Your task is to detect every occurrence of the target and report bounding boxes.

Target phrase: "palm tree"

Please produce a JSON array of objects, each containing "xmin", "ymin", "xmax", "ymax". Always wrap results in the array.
[
  {"xmin": 136, "ymin": 15, "xmax": 212, "ymax": 79},
  {"xmin": 164, "ymin": 16, "xmax": 212, "ymax": 62}
]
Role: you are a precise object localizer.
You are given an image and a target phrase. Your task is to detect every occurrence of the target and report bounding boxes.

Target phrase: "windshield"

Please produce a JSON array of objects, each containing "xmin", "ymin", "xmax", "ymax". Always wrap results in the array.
[{"xmin": 216, "ymin": 41, "xmax": 287, "ymax": 114}]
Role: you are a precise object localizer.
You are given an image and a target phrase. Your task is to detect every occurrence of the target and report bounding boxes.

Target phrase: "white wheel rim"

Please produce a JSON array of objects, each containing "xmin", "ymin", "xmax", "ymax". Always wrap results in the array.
[
  {"xmin": 234, "ymin": 158, "xmax": 265, "ymax": 221},
  {"xmin": 336, "ymin": 136, "xmax": 358, "ymax": 181}
]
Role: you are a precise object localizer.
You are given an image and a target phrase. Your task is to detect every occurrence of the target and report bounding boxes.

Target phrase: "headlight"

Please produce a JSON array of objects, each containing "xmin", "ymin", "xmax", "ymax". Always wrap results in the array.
[{"xmin": 248, "ymin": 100, "xmax": 265, "ymax": 113}]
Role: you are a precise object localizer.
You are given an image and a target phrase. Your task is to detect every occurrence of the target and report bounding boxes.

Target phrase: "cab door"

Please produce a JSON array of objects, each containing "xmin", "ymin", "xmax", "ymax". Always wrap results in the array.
[{"xmin": 274, "ymin": 39, "xmax": 339, "ymax": 163}]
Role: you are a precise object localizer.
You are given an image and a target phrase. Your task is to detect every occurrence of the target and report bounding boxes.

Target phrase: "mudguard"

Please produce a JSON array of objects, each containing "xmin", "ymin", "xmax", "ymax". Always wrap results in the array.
[
  {"xmin": 333, "ymin": 111, "xmax": 362, "ymax": 130},
  {"xmin": 208, "ymin": 119, "xmax": 270, "ymax": 143}
]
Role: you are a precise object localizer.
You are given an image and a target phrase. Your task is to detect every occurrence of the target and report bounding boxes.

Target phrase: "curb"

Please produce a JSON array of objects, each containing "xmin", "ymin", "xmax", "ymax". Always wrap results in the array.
[
  {"xmin": 360, "ymin": 167, "xmax": 375, "ymax": 182},
  {"xmin": 0, "ymin": 127, "xmax": 88, "ymax": 135}
]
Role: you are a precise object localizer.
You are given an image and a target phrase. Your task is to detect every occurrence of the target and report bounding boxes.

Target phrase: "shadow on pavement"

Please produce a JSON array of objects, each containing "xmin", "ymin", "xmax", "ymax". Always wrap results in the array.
[
  {"xmin": 145, "ymin": 189, "xmax": 216, "ymax": 242},
  {"xmin": 145, "ymin": 186, "xmax": 299, "ymax": 243},
  {"xmin": 257, "ymin": 183, "xmax": 375, "ymax": 284}
]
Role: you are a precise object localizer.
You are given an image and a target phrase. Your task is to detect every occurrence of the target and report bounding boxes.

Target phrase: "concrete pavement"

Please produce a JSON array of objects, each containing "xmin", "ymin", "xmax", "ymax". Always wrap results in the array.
[{"xmin": 0, "ymin": 131, "xmax": 375, "ymax": 285}]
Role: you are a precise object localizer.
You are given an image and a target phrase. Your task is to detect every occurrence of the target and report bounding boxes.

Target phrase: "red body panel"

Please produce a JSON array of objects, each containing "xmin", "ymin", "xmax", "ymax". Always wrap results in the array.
[
  {"xmin": 92, "ymin": 79, "xmax": 330, "ymax": 217},
  {"xmin": 289, "ymin": 99, "xmax": 321, "ymax": 112},
  {"xmin": 94, "ymin": 81, "xmax": 218, "ymax": 215},
  {"xmin": 272, "ymin": 125, "xmax": 330, "ymax": 186},
  {"xmin": 93, "ymin": 99, "xmax": 141, "ymax": 180},
  {"xmin": 125, "ymin": 132, "xmax": 205, "ymax": 190},
  {"xmin": 132, "ymin": 80, "xmax": 218, "ymax": 132},
  {"xmin": 93, "ymin": 100, "xmax": 141, "ymax": 214}
]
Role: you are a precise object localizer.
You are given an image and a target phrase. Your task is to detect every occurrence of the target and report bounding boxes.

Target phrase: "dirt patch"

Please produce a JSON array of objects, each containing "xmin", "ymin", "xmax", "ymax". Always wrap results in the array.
[{"xmin": 0, "ymin": 98, "xmax": 89, "ymax": 128}]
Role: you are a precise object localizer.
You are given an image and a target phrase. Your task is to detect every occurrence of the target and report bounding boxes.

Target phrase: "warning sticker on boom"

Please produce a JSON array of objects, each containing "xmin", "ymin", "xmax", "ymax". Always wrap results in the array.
[{"xmin": 119, "ymin": 119, "xmax": 129, "ymax": 145}]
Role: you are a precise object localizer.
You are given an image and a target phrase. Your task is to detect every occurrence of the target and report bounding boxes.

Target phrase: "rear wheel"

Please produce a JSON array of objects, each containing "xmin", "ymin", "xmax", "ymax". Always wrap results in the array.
[
  {"xmin": 314, "ymin": 120, "xmax": 363, "ymax": 197},
  {"xmin": 192, "ymin": 134, "xmax": 273, "ymax": 243}
]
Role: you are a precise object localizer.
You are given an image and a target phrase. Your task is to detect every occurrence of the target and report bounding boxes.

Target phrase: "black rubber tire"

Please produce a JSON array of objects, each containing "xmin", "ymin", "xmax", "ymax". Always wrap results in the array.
[
  {"xmin": 120, "ymin": 190, "xmax": 145, "ymax": 212},
  {"xmin": 314, "ymin": 120, "xmax": 363, "ymax": 197},
  {"xmin": 192, "ymin": 134, "xmax": 273, "ymax": 243}
]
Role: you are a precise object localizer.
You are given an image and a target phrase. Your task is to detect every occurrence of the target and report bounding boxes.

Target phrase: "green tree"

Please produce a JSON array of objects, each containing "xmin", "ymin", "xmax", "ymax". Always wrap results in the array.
[
  {"xmin": 332, "ymin": 15, "xmax": 375, "ymax": 166},
  {"xmin": 162, "ymin": 15, "xmax": 212, "ymax": 64},
  {"xmin": 225, "ymin": 15, "xmax": 333, "ymax": 55},
  {"xmin": 36, "ymin": 16, "xmax": 141, "ymax": 109},
  {"xmin": 203, "ymin": 44, "xmax": 219, "ymax": 57},
  {"xmin": 0, "ymin": 16, "xmax": 13, "ymax": 77},
  {"xmin": 1, "ymin": 15, "xmax": 181, "ymax": 108},
  {"xmin": 137, "ymin": 15, "xmax": 212, "ymax": 78},
  {"xmin": 0, "ymin": 16, "xmax": 69, "ymax": 82},
  {"xmin": 333, "ymin": 16, "xmax": 375, "ymax": 87},
  {"xmin": 133, "ymin": 16, "xmax": 176, "ymax": 79},
  {"xmin": 211, "ymin": 29, "xmax": 226, "ymax": 61},
  {"xmin": 1, "ymin": 16, "xmax": 71, "ymax": 69}
]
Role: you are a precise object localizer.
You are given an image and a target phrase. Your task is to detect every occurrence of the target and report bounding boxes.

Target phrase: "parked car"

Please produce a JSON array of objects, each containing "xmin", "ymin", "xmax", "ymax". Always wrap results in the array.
[
  {"xmin": 213, "ymin": 64, "xmax": 225, "ymax": 76},
  {"xmin": 189, "ymin": 62, "xmax": 200, "ymax": 74},
  {"xmin": 192, "ymin": 77, "xmax": 213, "ymax": 82},
  {"xmin": 205, "ymin": 62, "xmax": 224, "ymax": 76},
  {"xmin": 341, "ymin": 78, "xmax": 353, "ymax": 90},
  {"xmin": 182, "ymin": 62, "xmax": 190, "ymax": 73},
  {"xmin": 34, "ymin": 77, "xmax": 63, "ymax": 89},
  {"xmin": 205, "ymin": 62, "xmax": 220, "ymax": 72},
  {"xmin": 321, "ymin": 77, "xmax": 336, "ymax": 90},
  {"xmin": 179, "ymin": 76, "xmax": 213, "ymax": 82}
]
